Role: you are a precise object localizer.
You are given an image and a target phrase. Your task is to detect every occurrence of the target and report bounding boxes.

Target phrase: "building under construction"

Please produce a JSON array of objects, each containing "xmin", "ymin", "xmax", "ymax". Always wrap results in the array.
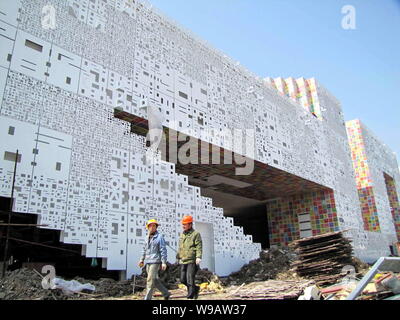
[{"xmin": 0, "ymin": 0, "xmax": 399, "ymax": 280}]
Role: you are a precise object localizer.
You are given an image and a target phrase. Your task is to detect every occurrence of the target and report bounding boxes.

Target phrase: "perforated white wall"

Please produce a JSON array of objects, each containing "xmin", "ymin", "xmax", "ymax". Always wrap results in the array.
[{"xmin": 0, "ymin": 0, "xmax": 399, "ymax": 277}]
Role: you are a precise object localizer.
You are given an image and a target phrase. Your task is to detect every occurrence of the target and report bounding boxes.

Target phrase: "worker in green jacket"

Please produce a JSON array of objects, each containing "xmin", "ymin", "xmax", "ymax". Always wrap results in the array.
[{"xmin": 176, "ymin": 215, "xmax": 202, "ymax": 299}]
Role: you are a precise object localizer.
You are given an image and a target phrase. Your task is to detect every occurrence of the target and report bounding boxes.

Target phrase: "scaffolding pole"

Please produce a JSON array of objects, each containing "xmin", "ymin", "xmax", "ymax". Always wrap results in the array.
[
  {"xmin": 0, "ymin": 224, "xmax": 49, "ymax": 227},
  {"xmin": 0, "ymin": 236, "xmax": 81, "ymax": 255},
  {"xmin": 2, "ymin": 150, "xmax": 18, "ymax": 278}
]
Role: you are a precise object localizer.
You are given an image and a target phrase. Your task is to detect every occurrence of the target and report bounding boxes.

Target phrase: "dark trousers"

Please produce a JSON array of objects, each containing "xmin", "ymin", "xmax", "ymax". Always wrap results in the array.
[{"xmin": 180, "ymin": 263, "xmax": 199, "ymax": 298}]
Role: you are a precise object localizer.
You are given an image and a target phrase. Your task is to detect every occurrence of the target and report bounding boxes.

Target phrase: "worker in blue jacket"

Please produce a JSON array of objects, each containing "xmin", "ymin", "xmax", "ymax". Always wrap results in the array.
[{"xmin": 138, "ymin": 219, "xmax": 171, "ymax": 300}]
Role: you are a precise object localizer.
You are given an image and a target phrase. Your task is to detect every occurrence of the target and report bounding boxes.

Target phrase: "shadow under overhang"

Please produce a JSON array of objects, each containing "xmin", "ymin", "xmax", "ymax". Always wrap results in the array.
[{"xmin": 115, "ymin": 109, "xmax": 331, "ymax": 202}]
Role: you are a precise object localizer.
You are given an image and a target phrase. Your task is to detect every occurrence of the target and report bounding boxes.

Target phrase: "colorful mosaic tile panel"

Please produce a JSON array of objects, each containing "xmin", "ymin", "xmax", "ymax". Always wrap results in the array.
[
  {"xmin": 267, "ymin": 190, "xmax": 339, "ymax": 246},
  {"xmin": 306, "ymin": 78, "xmax": 320, "ymax": 117},
  {"xmin": 346, "ymin": 120, "xmax": 381, "ymax": 232},
  {"xmin": 346, "ymin": 120, "xmax": 373, "ymax": 189},
  {"xmin": 358, "ymin": 187, "xmax": 381, "ymax": 232},
  {"xmin": 309, "ymin": 190, "xmax": 340, "ymax": 235},
  {"xmin": 267, "ymin": 198, "xmax": 300, "ymax": 246},
  {"xmin": 266, "ymin": 77, "xmax": 322, "ymax": 119}
]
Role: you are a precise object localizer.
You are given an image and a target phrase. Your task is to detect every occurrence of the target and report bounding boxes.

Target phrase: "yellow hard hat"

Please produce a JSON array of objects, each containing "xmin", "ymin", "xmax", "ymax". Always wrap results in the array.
[{"xmin": 146, "ymin": 219, "xmax": 159, "ymax": 229}]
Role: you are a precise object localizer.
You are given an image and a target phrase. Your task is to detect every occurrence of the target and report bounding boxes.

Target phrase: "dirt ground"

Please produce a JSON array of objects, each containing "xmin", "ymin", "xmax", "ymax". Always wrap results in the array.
[{"xmin": 0, "ymin": 249, "xmax": 378, "ymax": 301}]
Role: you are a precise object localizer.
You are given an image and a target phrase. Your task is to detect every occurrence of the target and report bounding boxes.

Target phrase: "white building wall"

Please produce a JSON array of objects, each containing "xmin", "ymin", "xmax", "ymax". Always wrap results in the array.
[{"xmin": 0, "ymin": 0, "xmax": 398, "ymax": 277}]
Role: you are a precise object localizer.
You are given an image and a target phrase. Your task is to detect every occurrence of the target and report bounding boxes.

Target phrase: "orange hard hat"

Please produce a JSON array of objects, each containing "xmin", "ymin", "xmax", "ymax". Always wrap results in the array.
[
  {"xmin": 181, "ymin": 215, "xmax": 193, "ymax": 224},
  {"xmin": 146, "ymin": 219, "xmax": 159, "ymax": 229}
]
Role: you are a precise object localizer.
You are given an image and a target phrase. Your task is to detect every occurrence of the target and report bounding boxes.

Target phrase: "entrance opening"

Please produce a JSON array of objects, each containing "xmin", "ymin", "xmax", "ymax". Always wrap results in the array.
[
  {"xmin": 0, "ymin": 196, "xmax": 13, "ymax": 212},
  {"xmin": 199, "ymin": 188, "xmax": 270, "ymax": 249},
  {"xmin": 195, "ymin": 222, "xmax": 215, "ymax": 272},
  {"xmin": 114, "ymin": 110, "xmax": 335, "ymax": 249},
  {"xmin": 227, "ymin": 204, "xmax": 270, "ymax": 249}
]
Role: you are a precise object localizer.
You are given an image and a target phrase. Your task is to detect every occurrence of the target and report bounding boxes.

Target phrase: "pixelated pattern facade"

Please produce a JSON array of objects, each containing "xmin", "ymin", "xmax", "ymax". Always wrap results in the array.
[
  {"xmin": 346, "ymin": 119, "xmax": 400, "ymax": 258},
  {"xmin": 0, "ymin": 0, "xmax": 399, "ymax": 276}
]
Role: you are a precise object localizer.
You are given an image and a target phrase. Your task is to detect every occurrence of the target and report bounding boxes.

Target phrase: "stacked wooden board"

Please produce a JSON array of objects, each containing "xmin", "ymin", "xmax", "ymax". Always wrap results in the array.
[
  {"xmin": 290, "ymin": 231, "xmax": 353, "ymax": 285},
  {"xmin": 227, "ymin": 279, "xmax": 315, "ymax": 300}
]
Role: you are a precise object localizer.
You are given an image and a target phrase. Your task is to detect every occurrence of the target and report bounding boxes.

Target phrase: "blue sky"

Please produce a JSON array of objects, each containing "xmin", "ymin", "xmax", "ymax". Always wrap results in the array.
[{"xmin": 149, "ymin": 0, "xmax": 400, "ymax": 160}]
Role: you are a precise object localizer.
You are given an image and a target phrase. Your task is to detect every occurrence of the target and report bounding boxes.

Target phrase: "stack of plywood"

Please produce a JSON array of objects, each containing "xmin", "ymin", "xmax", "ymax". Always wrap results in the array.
[{"xmin": 290, "ymin": 231, "xmax": 353, "ymax": 285}]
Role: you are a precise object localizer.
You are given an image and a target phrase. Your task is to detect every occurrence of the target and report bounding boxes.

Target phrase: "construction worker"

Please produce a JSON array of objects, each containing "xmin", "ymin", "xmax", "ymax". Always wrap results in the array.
[
  {"xmin": 176, "ymin": 215, "xmax": 202, "ymax": 299},
  {"xmin": 138, "ymin": 219, "xmax": 171, "ymax": 300}
]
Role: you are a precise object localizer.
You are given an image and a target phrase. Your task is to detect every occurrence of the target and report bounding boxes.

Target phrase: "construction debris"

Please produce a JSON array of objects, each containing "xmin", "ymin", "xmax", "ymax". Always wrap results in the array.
[
  {"xmin": 298, "ymin": 285, "xmax": 322, "ymax": 300},
  {"xmin": 0, "ymin": 264, "xmax": 222, "ymax": 300},
  {"xmin": 321, "ymin": 282, "xmax": 358, "ymax": 300},
  {"xmin": 350, "ymin": 256, "xmax": 371, "ymax": 276},
  {"xmin": 226, "ymin": 279, "xmax": 314, "ymax": 300},
  {"xmin": 344, "ymin": 256, "xmax": 400, "ymax": 300},
  {"xmin": 221, "ymin": 247, "xmax": 298, "ymax": 286},
  {"xmin": 0, "ymin": 268, "xmax": 62, "ymax": 300},
  {"xmin": 142, "ymin": 278, "xmax": 313, "ymax": 300},
  {"xmin": 290, "ymin": 231, "xmax": 354, "ymax": 285},
  {"xmin": 52, "ymin": 278, "xmax": 95, "ymax": 295},
  {"xmin": 73, "ymin": 276, "xmax": 145, "ymax": 298},
  {"xmin": 318, "ymin": 256, "xmax": 400, "ymax": 300},
  {"xmin": 376, "ymin": 272, "xmax": 400, "ymax": 294},
  {"xmin": 0, "ymin": 268, "xmax": 147, "ymax": 300},
  {"xmin": 4, "ymin": 246, "xmax": 396, "ymax": 301},
  {"xmin": 319, "ymin": 277, "xmax": 399, "ymax": 301}
]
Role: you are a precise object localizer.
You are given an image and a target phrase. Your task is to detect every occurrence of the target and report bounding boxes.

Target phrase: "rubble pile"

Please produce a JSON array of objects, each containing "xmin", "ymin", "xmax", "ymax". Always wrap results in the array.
[
  {"xmin": 3, "ymin": 241, "xmax": 389, "ymax": 300},
  {"xmin": 0, "ymin": 268, "xmax": 148, "ymax": 300},
  {"xmin": 318, "ymin": 271, "xmax": 400, "ymax": 300},
  {"xmin": 290, "ymin": 231, "xmax": 354, "ymax": 285},
  {"xmin": 0, "ymin": 268, "xmax": 62, "ymax": 300},
  {"xmin": 0, "ymin": 264, "xmax": 219, "ymax": 300},
  {"xmin": 221, "ymin": 247, "xmax": 297, "ymax": 286},
  {"xmin": 73, "ymin": 276, "xmax": 145, "ymax": 298}
]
